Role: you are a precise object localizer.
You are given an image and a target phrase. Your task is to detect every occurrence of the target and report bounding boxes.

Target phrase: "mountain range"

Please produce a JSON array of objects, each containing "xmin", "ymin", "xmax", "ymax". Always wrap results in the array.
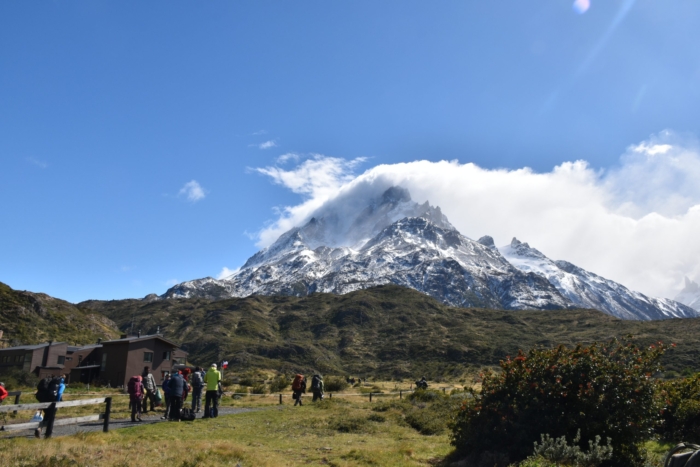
[{"xmin": 163, "ymin": 187, "xmax": 698, "ymax": 321}]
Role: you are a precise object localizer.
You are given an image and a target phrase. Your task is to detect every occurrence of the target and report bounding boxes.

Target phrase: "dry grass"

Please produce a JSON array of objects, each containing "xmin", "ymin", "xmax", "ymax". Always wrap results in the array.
[{"xmin": 0, "ymin": 394, "xmax": 454, "ymax": 466}]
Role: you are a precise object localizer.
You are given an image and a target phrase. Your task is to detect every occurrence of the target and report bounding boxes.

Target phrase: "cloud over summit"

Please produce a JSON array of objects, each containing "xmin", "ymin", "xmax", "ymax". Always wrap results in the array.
[{"xmin": 253, "ymin": 132, "xmax": 700, "ymax": 300}]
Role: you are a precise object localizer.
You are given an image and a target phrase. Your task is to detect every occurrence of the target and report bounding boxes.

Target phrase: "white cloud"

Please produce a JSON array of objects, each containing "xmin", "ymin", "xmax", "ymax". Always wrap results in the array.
[
  {"xmin": 276, "ymin": 153, "xmax": 300, "ymax": 164},
  {"xmin": 253, "ymin": 155, "xmax": 367, "ymax": 246},
  {"xmin": 250, "ymin": 140, "xmax": 278, "ymax": 149},
  {"xmin": 217, "ymin": 267, "xmax": 239, "ymax": 280},
  {"xmin": 26, "ymin": 157, "xmax": 48, "ymax": 169},
  {"xmin": 178, "ymin": 180, "xmax": 206, "ymax": 203},
  {"xmin": 252, "ymin": 131, "xmax": 700, "ymax": 300},
  {"xmin": 252, "ymin": 130, "xmax": 268, "ymax": 136}
]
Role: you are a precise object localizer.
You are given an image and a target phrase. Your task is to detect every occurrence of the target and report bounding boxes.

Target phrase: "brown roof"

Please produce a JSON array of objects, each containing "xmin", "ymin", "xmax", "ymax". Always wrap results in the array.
[{"xmin": 101, "ymin": 334, "xmax": 184, "ymax": 350}]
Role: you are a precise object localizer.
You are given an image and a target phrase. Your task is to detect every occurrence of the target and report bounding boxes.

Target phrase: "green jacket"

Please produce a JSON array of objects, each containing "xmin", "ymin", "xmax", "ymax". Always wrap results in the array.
[{"xmin": 204, "ymin": 368, "xmax": 221, "ymax": 391}]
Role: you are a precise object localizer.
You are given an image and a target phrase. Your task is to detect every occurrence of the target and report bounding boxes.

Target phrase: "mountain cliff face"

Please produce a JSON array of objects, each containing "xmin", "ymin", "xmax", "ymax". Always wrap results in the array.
[
  {"xmin": 163, "ymin": 187, "xmax": 697, "ymax": 320},
  {"xmin": 676, "ymin": 277, "xmax": 700, "ymax": 312}
]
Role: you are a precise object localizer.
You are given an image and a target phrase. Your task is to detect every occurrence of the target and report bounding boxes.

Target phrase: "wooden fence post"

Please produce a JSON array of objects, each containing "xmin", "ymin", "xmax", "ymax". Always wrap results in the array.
[
  {"xmin": 13, "ymin": 391, "xmax": 21, "ymax": 415},
  {"xmin": 369, "ymin": 392, "xmax": 372, "ymax": 402},
  {"xmin": 103, "ymin": 397, "xmax": 112, "ymax": 433},
  {"xmin": 400, "ymin": 390, "xmax": 402, "ymax": 399},
  {"xmin": 44, "ymin": 403, "xmax": 57, "ymax": 439},
  {"xmin": 279, "ymin": 394, "xmax": 282, "ymax": 405},
  {"xmin": 329, "ymin": 393, "xmax": 332, "ymax": 399},
  {"xmin": 443, "ymin": 388, "xmax": 446, "ymax": 394}
]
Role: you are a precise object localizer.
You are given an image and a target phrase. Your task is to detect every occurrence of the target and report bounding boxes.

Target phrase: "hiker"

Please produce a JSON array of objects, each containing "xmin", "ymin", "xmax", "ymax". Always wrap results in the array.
[
  {"xmin": 168, "ymin": 371, "xmax": 186, "ymax": 421},
  {"xmin": 127, "ymin": 375, "xmax": 144, "ymax": 422},
  {"xmin": 191, "ymin": 366, "xmax": 204, "ymax": 413},
  {"xmin": 0, "ymin": 382, "xmax": 7, "ymax": 403},
  {"xmin": 311, "ymin": 374, "xmax": 324, "ymax": 402},
  {"xmin": 292, "ymin": 374, "xmax": 306, "ymax": 406},
  {"xmin": 141, "ymin": 366, "xmax": 157, "ymax": 413},
  {"xmin": 56, "ymin": 375, "xmax": 66, "ymax": 402},
  {"xmin": 161, "ymin": 372, "xmax": 171, "ymax": 420},
  {"xmin": 415, "ymin": 376, "xmax": 428, "ymax": 390},
  {"xmin": 33, "ymin": 375, "xmax": 61, "ymax": 438},
  {"xmin": 203, "ymin": 363, "xmax": 221, "ymax": 418}
]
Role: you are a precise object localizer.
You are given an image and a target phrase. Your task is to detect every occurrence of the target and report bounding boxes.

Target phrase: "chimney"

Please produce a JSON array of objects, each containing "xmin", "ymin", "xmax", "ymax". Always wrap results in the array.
[
  {"xmin": 156, "ymin": 326, "xmax": 160, "ymax": 335},
  {"xmin": 120, "ymin": 334, "xmax": 127, "ymax": 339},
  {"xmin": 97, "ymin": 338, "xmax": 102, "ymax": 344},
  {"xmin": 138, "ymin": 330, "xmax": 141, "ymax": 338}
]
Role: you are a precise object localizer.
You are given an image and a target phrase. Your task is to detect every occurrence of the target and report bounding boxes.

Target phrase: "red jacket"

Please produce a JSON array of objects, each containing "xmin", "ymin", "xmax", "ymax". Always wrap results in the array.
[{"xmin": 0, "ymin": 385, "xmax": 8, "ymax": 402}]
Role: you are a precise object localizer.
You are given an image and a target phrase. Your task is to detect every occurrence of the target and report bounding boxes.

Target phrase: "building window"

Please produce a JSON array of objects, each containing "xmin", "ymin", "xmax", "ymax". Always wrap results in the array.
[
  {"xmin": 163, "ymin": 351, "xmax": 171, "ymax": 361},
  {"xmin": 14, "ymin": 355, "xmax": 24, "ymax": 363},
  {"xmin": 101, "ymin": 354, "xmax": 107, "ymax": 371},
  {"xmin": 78, "ymin": 355, "xmax": 83, "ymax": 364},
  {"xmin": 57, "ymin": 356, "xmax": 65, "ymax": 365},
  {"xmin": 1, "ymin": 356, "xmax": 7, "ymax": 363},
  {"xmin": 144, "ymin": 352, "xmax": 154, "ymax": 363}
]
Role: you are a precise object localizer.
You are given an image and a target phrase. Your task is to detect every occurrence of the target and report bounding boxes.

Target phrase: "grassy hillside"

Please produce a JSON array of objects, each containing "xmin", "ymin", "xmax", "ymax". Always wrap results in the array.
[
  {"xmin": 0, "ymin": 281, "xmax": 119, "ymax": 347},
  {"xmin": 79, "ymin": 285, "xmax": 700, "ymax": 378}
]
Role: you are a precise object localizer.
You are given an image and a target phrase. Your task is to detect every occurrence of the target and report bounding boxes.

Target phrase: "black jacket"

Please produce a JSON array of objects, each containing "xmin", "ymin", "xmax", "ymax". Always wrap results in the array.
[{"xmin": 168, "ymin": 373, "xmax": 185, "ymax": 397}]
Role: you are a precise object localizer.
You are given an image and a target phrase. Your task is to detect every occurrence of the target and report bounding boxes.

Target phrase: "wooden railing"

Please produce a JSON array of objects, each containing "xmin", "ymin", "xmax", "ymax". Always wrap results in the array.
[{"xmin": 0, "ymin": 397, "xmax": 112, "ymax": 438}]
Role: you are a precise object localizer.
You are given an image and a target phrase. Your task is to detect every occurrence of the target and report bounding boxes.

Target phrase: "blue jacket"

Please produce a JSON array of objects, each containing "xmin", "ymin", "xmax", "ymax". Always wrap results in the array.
[
  {"xmin": 162, "ymin": 376, "xmax": 171, "ymax": 395},
  {"xmin": 57, "ymin": 378, "xmax": 66, "ymax": 401},
  {"xmin": 168, "ymin": 373, "xmax": 185, "ymax": 397}
]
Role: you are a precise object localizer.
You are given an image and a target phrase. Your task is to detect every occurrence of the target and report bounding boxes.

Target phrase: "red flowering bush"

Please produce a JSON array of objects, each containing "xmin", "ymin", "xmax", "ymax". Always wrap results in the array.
[{"xmin": 451, "ymin": 339, "xmax": 667, "ymax": 467}]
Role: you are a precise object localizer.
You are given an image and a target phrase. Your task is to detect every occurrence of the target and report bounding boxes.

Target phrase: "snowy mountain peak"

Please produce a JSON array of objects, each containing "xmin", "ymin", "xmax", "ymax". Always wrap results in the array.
[
  {"xmin": 477, "ymin": 235, "xmax": 496, "ymax": 249},
  {"xmin": 162, "ymin": 187, "xmax": 698, "ymax": 321},
  {"xmin": 675, "ymin": 277, "xmax": 700, "ymax": 312}
]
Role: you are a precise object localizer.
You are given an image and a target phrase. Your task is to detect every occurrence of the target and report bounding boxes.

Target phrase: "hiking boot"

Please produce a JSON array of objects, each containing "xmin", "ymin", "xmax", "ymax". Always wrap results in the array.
[{"xmin": 34, "ymin": 428, "xmax": 41, "ymax": 438}]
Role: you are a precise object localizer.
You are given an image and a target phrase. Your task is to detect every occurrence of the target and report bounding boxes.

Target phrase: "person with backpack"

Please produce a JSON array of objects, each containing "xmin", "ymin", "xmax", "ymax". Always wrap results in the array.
[
  {"xmin": 141, "ymin": 366, "xmax": 157, "ymax": 413},
  {"xmin": 203, "ymin": 363, "xmax": 221, "ymax": 418},
  {"xmin": 127, "ymin": 375, "xmax": 144, "ymax": 422},
  {"xmin": 167, "ymin": 371, "xmax": 186, "ymax": 421},
  {"xmin": 191, "ymin": 366, "xmax": 204, "ymax": 413},
  {"xmin": 0, "ymin": 382, "xmax": 7, "ymax": 404},
  {"xmin": 161, "ymin": 372, "xmax": 171, "ymax": 420},
  {"xmin": 33, "ymin": 376, "xmax": 61, "ymax": 438},
  {"xmin": 311, "ymin": 374, "xmax": 324, "ymax": 402},
  {"xmin": 292, "ymin": 374, "xmax": 306, "ymax": 406}
]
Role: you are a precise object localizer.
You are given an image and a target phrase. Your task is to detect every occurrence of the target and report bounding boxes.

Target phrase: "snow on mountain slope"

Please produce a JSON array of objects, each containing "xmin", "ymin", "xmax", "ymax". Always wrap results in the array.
[
  {"xmin": 163, "ymin": 186, "xmax": 698, "ymax": 320},
  {"xmin": 676, "ymin": 277, "xmax": 700, "ymax": 311},
  {"xmin": 499, "ymin": 238, "xmax": 698, "ymax": 320}
]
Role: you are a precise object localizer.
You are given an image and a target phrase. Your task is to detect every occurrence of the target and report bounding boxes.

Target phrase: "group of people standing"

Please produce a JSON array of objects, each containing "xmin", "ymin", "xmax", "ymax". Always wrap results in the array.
[
  {"xmin": 127, "ymin": 364, "xmax": 222, "ymax": 422},
  {"xmin": 291, "ymin": 373, "xmax": 324, "ymax": 406}
]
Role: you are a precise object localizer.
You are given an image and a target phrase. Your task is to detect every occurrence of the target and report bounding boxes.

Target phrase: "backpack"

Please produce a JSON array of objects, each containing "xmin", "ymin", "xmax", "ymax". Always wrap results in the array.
[
  {"xmin": 292, "ymin": 374, "xmax": 304, "ymax": 391},
  {"xmin": 665, "ymin": 443, "xmax": 700, "ymax": 467},
  {"xmin": 180, "ymin": 407, "xmax": 196, "ymax": 421},
  {"xmin": 191, "ymin": 371, "xmax": 203, "ymax": 388},
  {"xmin": 127, "ymin": 376, "xmax": 143, "ymax": 398},
  {"xmin": 311, "ymin": 376, "xmax": 321, "ymax": 390},
  {"xmin": 36, "ymin": 377, "xmax": 54, "ymax": 402}
]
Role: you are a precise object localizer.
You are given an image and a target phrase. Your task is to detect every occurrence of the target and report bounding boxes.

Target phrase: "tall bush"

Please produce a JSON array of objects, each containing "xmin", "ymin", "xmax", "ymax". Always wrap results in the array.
[
  {"xmin": 657, "ymin": 373, "xmax": 700, "ymax": 442},
  {"xmin": 451, "ymin": 339, "xmax": 667, "ymax": 467}
]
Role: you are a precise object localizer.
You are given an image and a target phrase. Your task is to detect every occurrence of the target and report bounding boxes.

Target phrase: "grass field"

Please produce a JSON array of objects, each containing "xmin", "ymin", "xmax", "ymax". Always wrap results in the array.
[{"xmin": 1, "ymin": 385, "xmax": 456, "ymax": 467}]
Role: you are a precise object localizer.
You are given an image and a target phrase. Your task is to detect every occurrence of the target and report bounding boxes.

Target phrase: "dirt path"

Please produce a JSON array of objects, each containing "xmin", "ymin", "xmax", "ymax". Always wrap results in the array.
[{"xmin": 2, "ymin": 407, "xmax": 256, "ymax": 439}]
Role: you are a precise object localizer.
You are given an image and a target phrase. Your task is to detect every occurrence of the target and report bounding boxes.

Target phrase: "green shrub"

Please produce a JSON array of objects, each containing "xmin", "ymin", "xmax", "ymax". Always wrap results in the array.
[
  {"xmin": 408, "ymin": 388, "xmax": 446, "ymax": 403},
  {"xmin": 269, "ymin": 375, "xmax": 289, "ymax": 393},
  {"xmin": 0, "ymin": 367, "xmax": 39, "ymax": 390},
  {"xmin": 330, "ymin": 416, "xmax": 374, "ymax": 433},
  {"xmin": 324, "ymin": 376, "xmax": 349, "ymax": 392},
  {"xmin": 531, "ymin": 430, "xmax": 612, "ymax": 467},
  {"xmin": 367, "ymin": 413, "xmax": 386, "ymax": 423},
  {"xmin": 250, "ymin": 383, "xmax": 266, "ymax": 394},
  {"xmin": 451, "ymin": 339, "xmax": 667, "ymax": 467},
  {"xmin": 657, "ymin": 373, "xmax": 700, "ymax": 442}
]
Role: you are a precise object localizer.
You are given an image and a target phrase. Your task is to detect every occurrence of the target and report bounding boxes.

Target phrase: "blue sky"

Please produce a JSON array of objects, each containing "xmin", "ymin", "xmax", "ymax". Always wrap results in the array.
[{"xmin": 2, "ymin": 1, "xmax": 700, "ymax": 302}]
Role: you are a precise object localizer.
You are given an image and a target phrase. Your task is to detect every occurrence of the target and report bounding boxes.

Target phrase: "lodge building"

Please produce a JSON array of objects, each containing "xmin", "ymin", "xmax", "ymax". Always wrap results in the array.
[{"xmin": 0, "ymin": 333, "xmax": 187, "ymax": 387}]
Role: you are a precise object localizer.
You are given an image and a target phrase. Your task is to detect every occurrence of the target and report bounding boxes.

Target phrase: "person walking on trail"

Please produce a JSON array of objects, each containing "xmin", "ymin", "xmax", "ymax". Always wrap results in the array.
[
  {"xmin": 168, "ymin": 371, "xmax": 186, "ymax": 421},
  {"xmin": 292, "ymin": 374, "xmax": 306, "ymax": 406},
  {"xmin": 161, "ymin": 373, "xmax": 171, "ymax": 420},
  {"xmin": 141, "ymin": 366, "xmax": 157, "ymax": 413},
  {"xmin": 191, "ymin": 366, "xmax": 204, "ymax": 413},
  {"xmin": 311, "ymin": 374, "xmax": 324, "ymax": 402},
  {"xmin": 203, "ymin": 363, "xmax": 221, "ymax": 418},
  {"xmin": 127, "ymin": 375, "xmax": 144, "ymax": 422}
]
